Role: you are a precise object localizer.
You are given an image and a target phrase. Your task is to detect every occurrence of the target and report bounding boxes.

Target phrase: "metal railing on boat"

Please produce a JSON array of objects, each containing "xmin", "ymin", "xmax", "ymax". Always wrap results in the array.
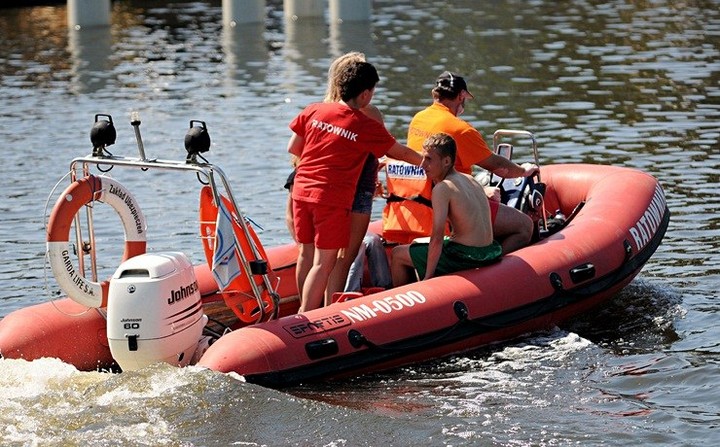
[{"xmin": 60, "ymin": 113, "xmax": 278, "ymax": 323}]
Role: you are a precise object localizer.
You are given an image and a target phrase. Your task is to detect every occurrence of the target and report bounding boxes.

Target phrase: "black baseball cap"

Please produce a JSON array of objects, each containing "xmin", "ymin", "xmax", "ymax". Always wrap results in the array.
[{"xmin": 435, "ymin": 71, "xmax": 474, "ymax": 99}]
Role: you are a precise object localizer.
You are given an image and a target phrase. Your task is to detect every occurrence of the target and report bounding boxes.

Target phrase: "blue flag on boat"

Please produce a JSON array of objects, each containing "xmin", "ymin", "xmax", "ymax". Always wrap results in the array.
[{"xmin": 211, "ymin": 200, "xmax": 242, "ymax": 291}]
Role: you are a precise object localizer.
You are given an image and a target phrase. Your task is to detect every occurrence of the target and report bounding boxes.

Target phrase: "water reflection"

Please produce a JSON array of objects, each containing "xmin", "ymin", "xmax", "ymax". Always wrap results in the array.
[
  {"xmin": 283, "ymin": 16, "xmax": 328, "ymax": 98},
  {"xmin": 0, "ymin": 6, "xmax": 69, "ymax": 91},
  {"xmin": 68, "ymin": 26, "xmax": 112, "ymax": 94},
  {"xmin": 328, "ymin": 19, "xmax": 377, "ymax": 59},
  {"xmin": 221, "ymin": 22, "xmax": 270, "ymax": 84}
]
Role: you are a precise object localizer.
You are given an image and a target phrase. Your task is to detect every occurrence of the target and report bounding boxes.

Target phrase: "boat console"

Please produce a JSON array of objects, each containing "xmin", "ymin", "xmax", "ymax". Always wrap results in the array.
[{"xmin": 477, "ymin": 129, "xmax": 567, "ymax": 239}]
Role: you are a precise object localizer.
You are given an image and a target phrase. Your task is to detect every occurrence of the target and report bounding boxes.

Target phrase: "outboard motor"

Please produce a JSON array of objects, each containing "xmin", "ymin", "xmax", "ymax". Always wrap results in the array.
[{"xmin": 107, "ymin": 252, "xmax": 208, "ymax": 371}]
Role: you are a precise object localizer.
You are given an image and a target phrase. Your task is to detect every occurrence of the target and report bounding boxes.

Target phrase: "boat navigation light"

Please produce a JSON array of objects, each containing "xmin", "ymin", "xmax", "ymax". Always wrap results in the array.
[
  {"xmin": 185, "ymin": 120, "xmax": 211, "ymax": 163},
  {"xmin": 90, "ymin": 113, "xmax": 116, "ymax": 156}
]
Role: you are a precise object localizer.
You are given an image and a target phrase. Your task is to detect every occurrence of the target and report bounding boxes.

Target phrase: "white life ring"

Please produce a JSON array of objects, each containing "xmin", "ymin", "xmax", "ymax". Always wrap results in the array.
[{"xmin": 47, "ymin": 175, "xmax": 147, "ymax": 308}]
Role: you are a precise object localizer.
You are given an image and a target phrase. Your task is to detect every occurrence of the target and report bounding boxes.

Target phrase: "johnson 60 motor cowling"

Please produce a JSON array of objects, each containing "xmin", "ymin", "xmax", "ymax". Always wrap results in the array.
[{"xmin": 107, "ymin": 252, "xmax": 208, "ymax": 371}]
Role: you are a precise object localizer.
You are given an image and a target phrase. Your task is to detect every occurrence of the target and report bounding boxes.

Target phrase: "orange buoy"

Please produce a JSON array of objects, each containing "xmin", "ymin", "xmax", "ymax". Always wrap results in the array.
[
  {"xmin": 198, "ymin": 185, "xmax": 275, "ymax": 323},
  {"xmin": 46, "ymin": 175, "xmax": 147, "ymax": 308}
]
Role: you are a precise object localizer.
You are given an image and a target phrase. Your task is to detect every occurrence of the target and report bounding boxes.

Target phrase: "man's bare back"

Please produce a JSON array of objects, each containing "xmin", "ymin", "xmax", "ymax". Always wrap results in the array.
[
  {"xmin": 433, "ymin": 170, "xmax": 494, "ymax": 248},
  {"xmin": 391, "ymin": 132, "xmax": 501, "ymax": 286}
]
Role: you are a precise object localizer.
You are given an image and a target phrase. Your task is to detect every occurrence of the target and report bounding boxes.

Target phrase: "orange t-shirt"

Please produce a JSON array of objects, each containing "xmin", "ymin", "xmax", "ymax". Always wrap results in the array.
[
  {"xmin": 406, "ymin": 102, "xmax": 492, "ymax": 174},
  {"xmin": 382, "ymin": 103, "xmax": 493, "ymax": 243}
]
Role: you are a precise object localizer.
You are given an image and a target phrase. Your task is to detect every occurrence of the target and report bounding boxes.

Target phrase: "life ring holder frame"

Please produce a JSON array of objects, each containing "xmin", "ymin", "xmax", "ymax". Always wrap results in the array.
[
  {"xmin": 45, "ymin": 173, "xmax": 147, "ymax": 309},
  {"xmin": 44, "ymin": 113, "xmax": 281, "ymax": 324}
]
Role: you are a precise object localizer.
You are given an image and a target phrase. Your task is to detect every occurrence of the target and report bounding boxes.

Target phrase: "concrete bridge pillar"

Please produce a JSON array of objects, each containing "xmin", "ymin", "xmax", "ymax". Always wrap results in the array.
[
  {"xmin": 283, "ymin": 0, "xmax": 325, "ymax": 20},
  {"xmin": 329, "ymin": 0, "xmax": 371, "ymax": 22},
  {"xmin": 65, "ymin": 0, "xmax": 371, "ymax": 28},
  {"xmin": 222, "ymin": 0, "xmax": 265, "ymax": 26},
  {"xmin": 67, "ymin": 0, "xmax": 111, "ymax": 29}
]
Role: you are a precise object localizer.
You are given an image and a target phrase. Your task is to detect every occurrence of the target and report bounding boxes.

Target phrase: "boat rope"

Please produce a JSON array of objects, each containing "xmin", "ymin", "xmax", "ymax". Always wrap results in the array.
[
  {"xmin": 42, "ymin": 172, "xmax": 97, "ymax": 317},
  {"xmin": 346, "ymin": 217, "xmax": 664, "ymax": 354},
  {"xmin": 347, "ymin": 301, "xmax": 470, "ymax": 351},
  {"xmin": 203, "ymin": 317, "xmax": 232, "ymax": 340}
]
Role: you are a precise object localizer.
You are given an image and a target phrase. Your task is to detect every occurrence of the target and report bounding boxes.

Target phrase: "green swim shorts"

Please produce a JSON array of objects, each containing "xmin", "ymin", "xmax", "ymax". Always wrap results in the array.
[{"xmin": 409, "ymin": 238, "xmax": 502, "ymax": 278}]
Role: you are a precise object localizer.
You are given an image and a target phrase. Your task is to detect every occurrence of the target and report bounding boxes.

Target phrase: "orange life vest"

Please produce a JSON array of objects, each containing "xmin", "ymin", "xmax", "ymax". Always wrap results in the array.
[{"xmin": 381, "ymin": 159, "xmax": 434, "ymax": 244}]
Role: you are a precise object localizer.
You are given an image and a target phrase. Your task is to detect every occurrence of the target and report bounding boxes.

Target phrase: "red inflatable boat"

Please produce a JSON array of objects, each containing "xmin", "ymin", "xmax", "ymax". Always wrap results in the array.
[{"xmin": 0, "ymin": 118, "xmax": 669, "ymax": 387}]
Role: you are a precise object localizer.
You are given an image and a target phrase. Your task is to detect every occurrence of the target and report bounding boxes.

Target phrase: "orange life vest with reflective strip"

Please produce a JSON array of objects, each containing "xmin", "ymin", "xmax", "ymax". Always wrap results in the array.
[{"xmin": 381, "ymin": 159, "xmax": 434, "ymax": 244}]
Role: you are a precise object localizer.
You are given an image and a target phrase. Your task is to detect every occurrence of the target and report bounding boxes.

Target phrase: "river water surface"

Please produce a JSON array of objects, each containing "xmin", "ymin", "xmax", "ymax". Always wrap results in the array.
[{"xmin": 0, "ymin": 0, "xmax": 718, "ymax": 445}]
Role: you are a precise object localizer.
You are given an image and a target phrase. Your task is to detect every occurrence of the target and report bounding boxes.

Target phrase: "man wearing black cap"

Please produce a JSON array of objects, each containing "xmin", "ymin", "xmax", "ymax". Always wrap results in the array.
[{"xmin": 382, "ymin": 71, "xmax": 537, "ymax": 254}]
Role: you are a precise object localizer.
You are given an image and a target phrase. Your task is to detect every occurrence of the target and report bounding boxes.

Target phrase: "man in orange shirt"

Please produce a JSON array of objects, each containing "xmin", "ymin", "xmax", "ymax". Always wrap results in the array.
[{"xmin": 383, "ymin": 71, "xmax": 537, "ymax": 254}]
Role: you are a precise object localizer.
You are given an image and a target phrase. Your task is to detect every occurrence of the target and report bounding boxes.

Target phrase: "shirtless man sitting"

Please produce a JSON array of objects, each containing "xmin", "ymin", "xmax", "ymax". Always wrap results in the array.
[{"xmin": 391, "ymin": 133, "xmax": 502, "ymax": 286}]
